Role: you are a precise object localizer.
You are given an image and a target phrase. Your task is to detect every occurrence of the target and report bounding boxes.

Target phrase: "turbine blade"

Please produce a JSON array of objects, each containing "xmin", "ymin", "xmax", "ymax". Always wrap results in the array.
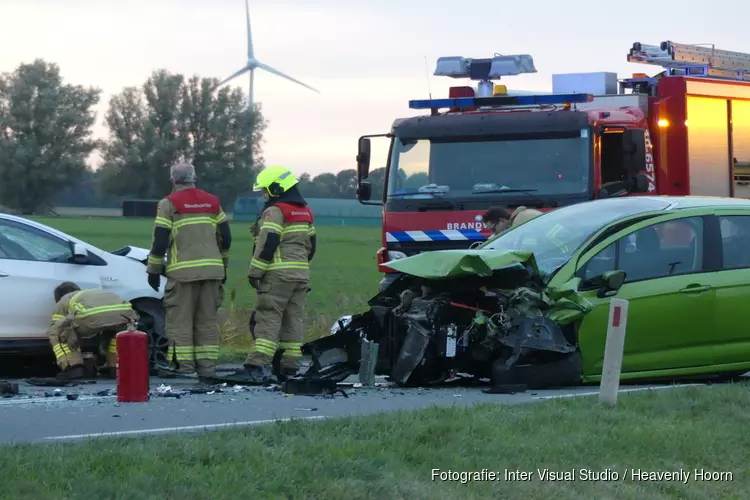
[
  {"xmin": 256, "ymin": 62, "xmax": 320, "ymax": 94},
  {"xmin": 215, "ymin": 66, "xmax": 251, "ymax": 88},
  {"xmin": 245, "ymin": 0, "xmax": 254, "ymax": 59}
]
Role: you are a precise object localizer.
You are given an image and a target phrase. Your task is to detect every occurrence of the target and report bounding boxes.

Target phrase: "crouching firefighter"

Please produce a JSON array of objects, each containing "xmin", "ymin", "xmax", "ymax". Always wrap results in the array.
[
  {"xmin": 146, "ymin": 162, "xmax": 232, "ymax": 381},
  {"xmin": 229, "ymin": 165, "xmax": 317, "ymax": 383},
  {"xmin": 47, "ymin": 282, "xmax": 139, "ymax": 380}
]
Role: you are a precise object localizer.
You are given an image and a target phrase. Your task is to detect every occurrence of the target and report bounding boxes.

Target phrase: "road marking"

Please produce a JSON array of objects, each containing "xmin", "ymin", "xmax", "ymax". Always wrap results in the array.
[
  {"xmin": 42, "ymin": 415, "xmax": 328, "ymax": 441},
  {"xmin": 534, "ymin": 383, "xmax": 704, "ymax": 400}
]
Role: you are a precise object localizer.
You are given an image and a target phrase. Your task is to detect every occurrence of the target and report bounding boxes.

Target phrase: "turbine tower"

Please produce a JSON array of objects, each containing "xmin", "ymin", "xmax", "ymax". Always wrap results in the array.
[{"xmin": 215, "ymin": 0, "xmax": 320, "ymax": 108}]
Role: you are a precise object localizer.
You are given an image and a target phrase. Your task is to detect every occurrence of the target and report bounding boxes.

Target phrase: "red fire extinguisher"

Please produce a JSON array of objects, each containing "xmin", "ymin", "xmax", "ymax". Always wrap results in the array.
[{"xmin": 116, "ymin": 322, "xmax": 150, "ymax": 403}]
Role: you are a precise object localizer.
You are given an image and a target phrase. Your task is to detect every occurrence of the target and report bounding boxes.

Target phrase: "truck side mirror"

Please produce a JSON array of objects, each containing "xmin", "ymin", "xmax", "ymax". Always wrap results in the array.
[
  {"xmin": 357, "ymin": 137, "xmax": 371, "ymax": 180},
  {"xmin": 630, "ymin": 173, "xmax": 649, "ymax": 193},
  {"xmin": 357, "ymin": 180, "xmax": 372, "ymax": 202}
]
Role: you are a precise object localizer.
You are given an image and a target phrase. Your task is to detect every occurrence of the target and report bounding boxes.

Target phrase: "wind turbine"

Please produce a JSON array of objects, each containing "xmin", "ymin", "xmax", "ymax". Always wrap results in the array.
[{"xmin": 215, "ymin": 0, "xmax": 320, "ymax": 108}]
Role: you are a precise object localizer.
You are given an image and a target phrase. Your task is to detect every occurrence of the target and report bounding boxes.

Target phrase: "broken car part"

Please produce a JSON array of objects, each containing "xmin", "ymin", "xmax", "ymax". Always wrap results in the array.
[{"xmin": 300, "ymin": 249, "xmax": 591, "ymax": 389}]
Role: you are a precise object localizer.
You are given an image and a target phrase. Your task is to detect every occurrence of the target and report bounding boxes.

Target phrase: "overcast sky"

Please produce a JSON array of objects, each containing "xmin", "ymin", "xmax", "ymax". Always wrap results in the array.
[{"xmin": 1, "ymin": 0, "xmax": 747, "ymax": 177}]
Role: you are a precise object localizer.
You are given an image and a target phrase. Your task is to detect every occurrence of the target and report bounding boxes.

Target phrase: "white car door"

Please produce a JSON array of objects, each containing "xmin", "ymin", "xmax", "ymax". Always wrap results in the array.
[{"xmin": 0, "ymin": 218, "xmax": 102, "ymax": 340}]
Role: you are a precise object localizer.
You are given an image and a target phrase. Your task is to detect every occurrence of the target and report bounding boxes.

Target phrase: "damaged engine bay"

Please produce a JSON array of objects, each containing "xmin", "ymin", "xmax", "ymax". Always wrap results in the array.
[{"xmin": 299, "ymin": 255, "xmax": 593, "ymax": 390}]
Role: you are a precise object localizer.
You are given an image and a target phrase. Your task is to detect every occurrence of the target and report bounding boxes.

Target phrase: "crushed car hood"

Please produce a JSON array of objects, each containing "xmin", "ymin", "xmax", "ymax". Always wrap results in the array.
[{"xmin": 385, "ymin": 249, "xmax": 539, "ymax": 280}]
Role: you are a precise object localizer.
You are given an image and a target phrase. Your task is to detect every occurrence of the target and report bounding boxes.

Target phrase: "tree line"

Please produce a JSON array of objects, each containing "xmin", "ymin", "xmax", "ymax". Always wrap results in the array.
[{"xmin": 0, "ymin": 59, "xmax": 430, "ymax": 215}]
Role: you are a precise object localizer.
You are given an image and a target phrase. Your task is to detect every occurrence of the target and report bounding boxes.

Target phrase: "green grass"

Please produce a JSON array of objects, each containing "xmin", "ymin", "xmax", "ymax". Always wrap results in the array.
[
  {"xmin": 1, "ymin": 383, "xmax": 748, "ymax": 499},
  {"xmin": 31, "ymin": 216, "xmax": 382, "ymax": 362}
]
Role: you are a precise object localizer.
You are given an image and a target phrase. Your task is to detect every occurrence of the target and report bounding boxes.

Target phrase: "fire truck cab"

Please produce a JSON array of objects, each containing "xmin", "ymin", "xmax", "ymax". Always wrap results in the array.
[{"xmin": 355, "ymin": 41, "xmax": 750, "ymax": 291}]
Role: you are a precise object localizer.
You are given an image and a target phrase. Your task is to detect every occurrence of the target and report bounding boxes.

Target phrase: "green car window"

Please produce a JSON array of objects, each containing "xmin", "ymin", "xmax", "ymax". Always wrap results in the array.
[
  {"xmin": 719, "ymin": 215, "xmax": 750, "ymax": 269},
  {"xmin": 482, "ymin": 197, "xmax": 671, "ymax": 276},
  {"xmin": 580, "ymin": 216, "xmax": 704, "ymax": 286}
]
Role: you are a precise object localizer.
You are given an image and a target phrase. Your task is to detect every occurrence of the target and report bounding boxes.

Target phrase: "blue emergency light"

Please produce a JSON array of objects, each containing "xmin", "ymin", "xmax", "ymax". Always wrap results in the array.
[{"xmin": 408, "ymin": 93, "xmax": 594, "ymax": 110}]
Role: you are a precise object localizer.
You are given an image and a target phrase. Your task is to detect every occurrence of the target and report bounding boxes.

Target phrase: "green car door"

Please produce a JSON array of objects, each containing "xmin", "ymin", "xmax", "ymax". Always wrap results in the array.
[
  {"xmin": 573, "ymin": 212, "xmax": 717, "ymax": 381},
  {"xmin": 701, "ymin": 210, "xmax": 750, "ymax": 371}
]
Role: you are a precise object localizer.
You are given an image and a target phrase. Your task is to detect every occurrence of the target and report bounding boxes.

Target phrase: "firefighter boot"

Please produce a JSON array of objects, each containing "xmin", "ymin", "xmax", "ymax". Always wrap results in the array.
[
  {"xmin": 56, "ymin": 364, "xmax": 86, "ymax": 381},
  {"xmin": 228, "ymin": 364, "xmax": 272, "ymax": 384}
]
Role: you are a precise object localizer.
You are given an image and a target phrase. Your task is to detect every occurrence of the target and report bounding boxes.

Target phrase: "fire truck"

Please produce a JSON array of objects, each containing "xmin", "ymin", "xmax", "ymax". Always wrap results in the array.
[{"xmin": 354, "ymin": 40, "xmax": 750, "ymax": 291}]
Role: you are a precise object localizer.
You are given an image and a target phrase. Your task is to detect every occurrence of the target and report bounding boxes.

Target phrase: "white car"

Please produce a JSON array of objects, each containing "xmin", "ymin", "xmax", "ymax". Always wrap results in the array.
[{"xmin": 0, "ymin": 213, "xmax": 168, "ymax": 369}]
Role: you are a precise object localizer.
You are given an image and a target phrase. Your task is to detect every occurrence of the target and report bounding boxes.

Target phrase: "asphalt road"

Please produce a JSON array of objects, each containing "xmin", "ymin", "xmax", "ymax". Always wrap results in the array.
[{"xmin": 0, "ymin": 370, "xmax": 708, "ymax": 445}]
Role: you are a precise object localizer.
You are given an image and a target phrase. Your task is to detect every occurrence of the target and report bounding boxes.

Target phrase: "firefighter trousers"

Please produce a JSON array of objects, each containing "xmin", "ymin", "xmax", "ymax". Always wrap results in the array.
[
  {"xmin": 244, "ymin": 276, "xmax": 309, "ymax": 371},
  {"xmin": 49, "ymin": 324, "xmax": 119, "ymax": 371},
  {"xmin": 163, "ymin": 278, "xmax": 222, "ymax": 377}
]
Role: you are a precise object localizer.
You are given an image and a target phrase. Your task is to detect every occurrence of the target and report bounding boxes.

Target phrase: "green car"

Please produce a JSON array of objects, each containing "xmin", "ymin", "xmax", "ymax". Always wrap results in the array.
[{"xmin": 301, "ymin": 196, "xmax": 750, "ymax": 389}]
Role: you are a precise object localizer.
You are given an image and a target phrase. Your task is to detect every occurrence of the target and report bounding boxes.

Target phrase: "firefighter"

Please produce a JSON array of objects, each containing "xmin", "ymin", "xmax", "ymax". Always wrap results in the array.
[
  {"xmin": 229, "ymin": 165, "xmax": 317, "ymax": 383},
  {"xmin": 146, "ymin": 162, "xmax": 232, "ymax": 380},
  {"xmin": 509, "ymin": 205, "xmax": 543, "ymax": 226},
  {"xmin": 47, "ymin": 282, "xmax": 139, "ymax": 380},
  {"xmin": 482, "ymin": 206, "xmax": 513, "ymax": 235},
  {"xmin": 482, "ymin": 205, "xmax": 543, "ymax": 235}
]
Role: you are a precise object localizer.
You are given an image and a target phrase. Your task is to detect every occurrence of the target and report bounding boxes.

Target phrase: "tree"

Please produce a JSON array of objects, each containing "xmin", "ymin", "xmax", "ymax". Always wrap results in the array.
[
  {"xmin": 0, "ymin": 59, "xmax": 101, "ymax": 214},
  {"xmin": 98, "ymin": 69, "xmax": 266, "ymax": 208},
  {"xmin": 335, "ymin": 169, "xmax": 357, "ymax": 198}
]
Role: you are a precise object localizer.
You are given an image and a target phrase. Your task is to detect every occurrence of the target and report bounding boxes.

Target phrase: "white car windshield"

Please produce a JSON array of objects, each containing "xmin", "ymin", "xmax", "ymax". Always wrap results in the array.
[{"xmin": 481, "ymin": 198, "xmax": 672, "ymax": 277}]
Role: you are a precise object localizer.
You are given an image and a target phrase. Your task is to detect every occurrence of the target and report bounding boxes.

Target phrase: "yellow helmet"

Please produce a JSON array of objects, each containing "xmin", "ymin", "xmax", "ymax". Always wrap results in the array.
[{"xmin": 253, "ymin": 165, "xmax": 298, "ymax": 197}]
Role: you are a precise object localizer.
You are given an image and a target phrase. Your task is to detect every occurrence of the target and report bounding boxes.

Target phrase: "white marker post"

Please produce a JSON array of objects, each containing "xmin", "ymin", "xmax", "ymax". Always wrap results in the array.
[{"xmin": 598, "ymin": 298, "xmax": 629, "ymax": 407}]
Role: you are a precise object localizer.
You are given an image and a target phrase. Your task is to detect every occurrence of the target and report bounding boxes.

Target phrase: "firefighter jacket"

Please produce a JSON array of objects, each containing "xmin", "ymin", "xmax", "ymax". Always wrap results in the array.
[
  {"xmin": 249, "ymin": 199, "xmax": 316, "ymax": 283},
  {"xmin": 147, "ymin": 184, "xmax": 232, "ymax": 282},
  {"xmin": 47, "ymin": 289, "xmax": 138, "ymax": 340},
  {"xmin": 510, "ymin": 206, "xmax": 543, "ymax": 227}
]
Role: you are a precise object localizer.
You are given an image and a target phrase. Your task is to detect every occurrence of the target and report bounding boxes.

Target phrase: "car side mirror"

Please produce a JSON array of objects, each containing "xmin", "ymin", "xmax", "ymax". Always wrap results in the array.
[
  {"xmin": 596, "ymin": 269, "xmax": 626, "ymax": 298},
  {"xmin": 357, "ymin": 180, "xmax": 372, "ymax": 201},
  {"xmin": 356, "ymin": 137, "xmax": 371, "ymax": 180},
  {"xmin": 71, "ymin": 243, "xmax": 89, "ymax": 265}
]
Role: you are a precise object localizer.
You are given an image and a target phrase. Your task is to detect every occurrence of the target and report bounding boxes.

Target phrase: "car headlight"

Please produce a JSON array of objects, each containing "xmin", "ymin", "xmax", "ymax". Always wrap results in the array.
[
  {"xmin": 387, "ymin": 251, "xmax": 407, "ymax": 261},
  {"xmin": 330, "ymin": 315, "xmax": 353, "ymax": 335}
]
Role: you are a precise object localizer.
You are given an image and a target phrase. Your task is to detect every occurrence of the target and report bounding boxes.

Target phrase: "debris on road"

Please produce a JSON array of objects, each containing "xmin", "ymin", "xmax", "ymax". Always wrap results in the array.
[{"xmin": 0, "ymin": 381, "xmax": 19, "ymax": 397}]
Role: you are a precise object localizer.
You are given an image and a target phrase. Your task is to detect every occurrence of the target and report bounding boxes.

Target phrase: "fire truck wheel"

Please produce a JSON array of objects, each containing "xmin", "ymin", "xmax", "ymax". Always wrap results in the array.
[{"xmin": 130, "ymin": 298, "xmax": 168, "ymax": 374}]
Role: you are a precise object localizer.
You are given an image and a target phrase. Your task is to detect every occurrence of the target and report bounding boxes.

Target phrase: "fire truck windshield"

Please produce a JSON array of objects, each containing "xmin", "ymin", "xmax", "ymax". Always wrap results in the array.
[{"xmin": 386, "ymin": 132, "xmax": 591, "ymax": 200}]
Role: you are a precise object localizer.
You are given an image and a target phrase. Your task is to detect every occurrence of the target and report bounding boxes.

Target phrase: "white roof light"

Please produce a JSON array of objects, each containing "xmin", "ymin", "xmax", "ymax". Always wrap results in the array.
[
  {"xmin": 489, "ymin": 55, "xmax": 537, "ymax": 78},
  {"xmin": 434, "ymin": 57, "xmax": 471, "ymax": 78}
]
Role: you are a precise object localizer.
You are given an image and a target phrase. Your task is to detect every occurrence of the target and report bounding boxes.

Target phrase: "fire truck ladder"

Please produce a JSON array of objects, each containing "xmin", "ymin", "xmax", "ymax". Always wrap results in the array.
[{"xmin": 628, "ymin": 41, "xmax": 750, "ymax": 82}]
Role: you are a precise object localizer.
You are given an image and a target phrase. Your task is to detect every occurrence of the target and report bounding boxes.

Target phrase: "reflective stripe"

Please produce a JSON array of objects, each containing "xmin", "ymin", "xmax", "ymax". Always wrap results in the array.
[
  {"xmin": 51, "ymin": 313, "xmax": 65, "ymax": 322},
  {"xmin": 68, "ymin": 291, "xmax": 133, "ymax": 320},
  {"xmin": 261, "ymin": 221, "xmax": 283, "ymax": 234},
  {"xmin": 147, "ymin": 255, "xmax": 163, "ymax": 265},
  {"xmin": 279, "ymin": 342, "xmax": 302, "ymax": 357},
  {"xmin": 172, "ymin": 216, "xmax": 218, "ymax": 230},
  {"xmin": 308, "ymin": 225, "xmax": 316, "ymax": 237},
  {"xmin": 252, "ymin": 338, "xmax": 277, "ymax": 356},
  {"xmin": 250, "ymin": 258, "xmax": 270, "ymax": 271},
  {"xmin": 154, "ymin": 217, "xmax": 173, "ymax": 229},
  {"xmin": 108, "ymin": 338, "xmax": 117, "ymax": 354},
  {"xmin": 267, "ymin": 261, "xmax": 309, "ymax": 270},
  {"xmin": 215, "ymin": 211, "xmax": 227, "ymax": 224},
  {"xmin": 282, "ymin": 223, "xmax": 310, "ymax": 235},
  {"xmin": 166, "ymin": 258, "xmax": 225, "ymax": 272},
  {"xmin": 194, "ymin": 345, "xmax": 220, "ymax": 360},
  {"xmin": 170, "ymin": 345, "xmax": 195, "ymax": 361},
  {"xmin": 53, "ymin": 343, "xmax": 74, "ymax": 360}
]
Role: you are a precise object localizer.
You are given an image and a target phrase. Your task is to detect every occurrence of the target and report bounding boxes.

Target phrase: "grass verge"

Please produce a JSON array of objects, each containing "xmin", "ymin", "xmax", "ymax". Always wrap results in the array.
[
  {"xmin": 1, "ymin": 384, "xmax": 748, "ymax": 499},
  {"xmin": 32, "ymin": 216, "xmax": 382, "ymax": 357}
]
